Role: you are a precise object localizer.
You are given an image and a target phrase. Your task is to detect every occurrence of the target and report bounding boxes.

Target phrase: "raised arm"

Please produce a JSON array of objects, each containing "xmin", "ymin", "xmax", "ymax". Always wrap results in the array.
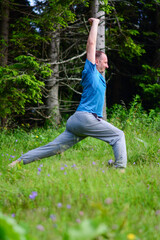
[{"xmin": 86, "ymin": 18, "xmax": 100, "ymax": 64}]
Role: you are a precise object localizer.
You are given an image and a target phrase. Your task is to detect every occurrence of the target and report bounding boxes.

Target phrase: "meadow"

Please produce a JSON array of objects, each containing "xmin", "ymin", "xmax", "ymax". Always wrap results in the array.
[{"xmin": 0, "ymin": 99, "xmax": 160, "ymax": 240}]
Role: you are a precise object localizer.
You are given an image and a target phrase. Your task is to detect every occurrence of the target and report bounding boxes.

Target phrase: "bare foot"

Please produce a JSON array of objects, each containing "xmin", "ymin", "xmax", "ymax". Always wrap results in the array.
[{"xmin": 9, "ymin": 160, "xmax": 20, "ymax": 167}]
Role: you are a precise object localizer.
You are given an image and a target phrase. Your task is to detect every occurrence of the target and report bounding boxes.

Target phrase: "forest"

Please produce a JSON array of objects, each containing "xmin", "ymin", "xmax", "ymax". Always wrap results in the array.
[{"xmin": 0, "ymin": 0, "xmax": 160, "ymax": 128}]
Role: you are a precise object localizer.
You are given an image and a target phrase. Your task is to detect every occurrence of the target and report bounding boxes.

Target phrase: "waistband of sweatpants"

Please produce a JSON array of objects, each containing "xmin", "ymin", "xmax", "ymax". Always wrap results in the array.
[
  {"xmin": 92, "ymin": 113, "xmax": 102, "ymax": 119},
  {"xmin": 75, "ymin": 111, "xmax": 102, "ymax": 119}
]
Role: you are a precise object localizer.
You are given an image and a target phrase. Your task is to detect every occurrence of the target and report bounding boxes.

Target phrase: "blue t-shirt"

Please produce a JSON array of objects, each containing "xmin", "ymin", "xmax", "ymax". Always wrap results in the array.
[{"xmin": 77, "ymin": 59, "xmax": 106, "ymax": 117}]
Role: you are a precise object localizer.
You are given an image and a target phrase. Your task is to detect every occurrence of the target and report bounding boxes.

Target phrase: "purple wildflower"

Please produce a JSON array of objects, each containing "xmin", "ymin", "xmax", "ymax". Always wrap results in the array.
[
  {"xmin": 50, "ymin": 214, "xmax": 56, "ymax": 221},
  {"xmin": 79, "ymin": 211, "xmax": 84, "ymax": 216},
  {"xmin": 64, "ymin": 164, "xmax": 67, "ymax": 167},
  {"xmin": 36, "ymin": 225, "xmax": 44, "ymax": 231},
  {"xmin": 72, "ymin": 164, "xmax": 76, "ymax": 168},
  {"xmin": 92, "ymin": 161, "xmax": 96, "ymax": 165},
  {"xmin": 64, "ymin": 172, "xmax": 67, "ymax": 175},
  {"xmin": 48, "ymin": 174, "xmax": 50, "ymax": 176},
  {"xmin": 105, "ymin": 198, "xmax": 113, "ymax": 205},
  {"xmin": 155, "ymin": 210, "xmax": 160, "ymax": 216},
  {"xmin": 108, "ymin": 159, "xmax": 114, "ymax": 165},
  {"xmin": 29, "ymin": 191, "xmax": 37, "ymax": 199},
  {"xmin": 67, "ymin": 204, "xmax": 71, "ymax": 209},
  {"xmin": 11, "ymin": 213, "xmax": 15, "ymax": 217},
  {"xmin": 38, "ymin": 167, "xmax": 41, "ymax": 172},
  {"xmin": 61, "ymin": 167, "xmax": 64, "ymax": 170},
  {"xmin": 57, "ymin": 203, "xmax": 62, "ymax": 208}
]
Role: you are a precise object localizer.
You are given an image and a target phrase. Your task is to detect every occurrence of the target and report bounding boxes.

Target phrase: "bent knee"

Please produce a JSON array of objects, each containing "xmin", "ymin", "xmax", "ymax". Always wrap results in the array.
[
  {"xmin": 110, "ymin": 129, "xmax": 124, "ymax": 146},
  {"xmin": 119, "ymin": 130, "xmax": 125, "ymax": 141}
]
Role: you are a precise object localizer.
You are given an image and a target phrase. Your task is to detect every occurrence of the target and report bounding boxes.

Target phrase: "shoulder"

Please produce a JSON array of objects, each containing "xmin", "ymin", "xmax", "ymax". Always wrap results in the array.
[
  {"xmin": 81, "ymin": 59, "xmax": 99, "ymax": 86},
  {"xmin": 84, "ymin": 58, "xmax": 97, "ymax": 72},
  {"xmin": 82, "ymin": 59, "xmax": 97, "ymax": 80}
]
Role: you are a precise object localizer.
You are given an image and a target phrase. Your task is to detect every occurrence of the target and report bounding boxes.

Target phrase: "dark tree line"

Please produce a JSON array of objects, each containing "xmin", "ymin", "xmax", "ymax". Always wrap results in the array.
[{"xmin": 0, "ymin": 0, "xmax": 159, "ymax": 128}]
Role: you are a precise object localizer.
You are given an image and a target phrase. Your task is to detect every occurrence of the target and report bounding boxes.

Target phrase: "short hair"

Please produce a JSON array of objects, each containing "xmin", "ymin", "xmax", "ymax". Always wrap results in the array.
[{"xmin": 95, "ymin": 50, "xmax": 105, "ymax": 59}]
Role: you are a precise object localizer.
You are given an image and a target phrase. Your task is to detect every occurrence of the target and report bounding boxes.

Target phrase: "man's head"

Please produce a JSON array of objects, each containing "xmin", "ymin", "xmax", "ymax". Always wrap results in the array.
[{"xmin": 95, "ymin": 51, "xmax": 109, "ymax": 73}]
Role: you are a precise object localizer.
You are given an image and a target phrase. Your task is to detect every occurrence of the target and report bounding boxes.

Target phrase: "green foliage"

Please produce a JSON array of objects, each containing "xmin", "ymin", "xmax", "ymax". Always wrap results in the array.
[
  {"xmin": 104, "ymin": 1, "xmax": 146, "ymax": 61},
  {"xmin": 103, "ymin": 0, "xmax": 159, "ymax": 110},
  {"xmin": 0, "ymin": 55, "xmax": 52, "ymax": 119},
  {"xmin": 9, "ymin": 0, "xmax": 89, "ymax": 56},
  {"xmin": 119, "ymin": 37, "xmax": 146, "ymax": 60},
  {"xmin": 101, "ymin": 1, "xmax": 114, "ymax": 14},
  {"xmin": 64, "ymin": 219, "xmax": 108, "ymax": 240},
  {"xmin": 35, "ymin": 0, "xmax": 75, "ymax": 30},
  {"xmin": 108, "ymin": 98, "xmax": 160, "ymax": 166},
  {"xmin": 0, "ymin": 212, "xmax": 27, "ymax": 240},
  {"xmin": 134, "ymin": 65, "xmax": 160, "ymax": 107},
  {"xmin": 107, "ymin": 95, "xmax": 160, "ymax": 132},
  {"xmin": 32, "ymin": 0, "xmax": 89, "ymax": 32}
]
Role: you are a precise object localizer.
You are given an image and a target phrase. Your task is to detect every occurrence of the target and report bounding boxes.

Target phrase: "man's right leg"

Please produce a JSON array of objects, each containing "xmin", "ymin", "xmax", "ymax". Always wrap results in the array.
[{"xmin": 17, "ymin": 130, "xmax": 84, "ymax": 164}]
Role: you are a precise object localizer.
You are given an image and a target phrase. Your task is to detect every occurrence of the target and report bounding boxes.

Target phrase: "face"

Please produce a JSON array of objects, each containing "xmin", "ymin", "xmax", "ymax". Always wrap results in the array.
[{"xmin": 96, "ymin": 53, "xmax": 109, "ymax": 73}]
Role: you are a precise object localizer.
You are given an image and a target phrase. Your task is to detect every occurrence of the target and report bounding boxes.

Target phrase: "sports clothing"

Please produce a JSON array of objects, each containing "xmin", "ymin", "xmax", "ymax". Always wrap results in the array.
[
  {"xmin": 18, "ymin": 111, "xmax": 127, "ymax": 168},
  {"xmin": 77, "ymin": 59, "xmax": 106, "ymax": 117}
]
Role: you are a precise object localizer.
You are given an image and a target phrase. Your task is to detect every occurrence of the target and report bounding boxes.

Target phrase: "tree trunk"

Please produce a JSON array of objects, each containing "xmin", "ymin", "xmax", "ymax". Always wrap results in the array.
[
  {"xmin": 0, "ymin": 0, "xmax": 9, "ymax": 66},
  {"xmin": 91, "ymin": 0, "xmax": 107, "ymax": 119},
  {"xmin": 46, "ymin": 31, "xmax": 61, "ymax": 125}
]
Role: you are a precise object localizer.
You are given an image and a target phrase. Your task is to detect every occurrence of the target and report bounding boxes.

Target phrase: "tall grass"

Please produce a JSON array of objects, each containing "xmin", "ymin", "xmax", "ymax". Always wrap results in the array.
[{"xmin": 0, "ymin": 96, "xmax": 160, "ymax": 240}]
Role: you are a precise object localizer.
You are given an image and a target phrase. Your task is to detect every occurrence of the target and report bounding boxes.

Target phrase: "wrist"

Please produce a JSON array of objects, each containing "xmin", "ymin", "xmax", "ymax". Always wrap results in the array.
[{"xmin": 88, "ymin": 18, "xmax": 100, "ymax": 26}]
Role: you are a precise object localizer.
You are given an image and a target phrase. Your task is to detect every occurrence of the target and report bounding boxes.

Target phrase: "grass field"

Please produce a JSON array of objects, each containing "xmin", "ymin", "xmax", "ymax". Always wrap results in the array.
[{"xmin": 0, "ymin": 101, "xmax": 160, "ymax": 240}]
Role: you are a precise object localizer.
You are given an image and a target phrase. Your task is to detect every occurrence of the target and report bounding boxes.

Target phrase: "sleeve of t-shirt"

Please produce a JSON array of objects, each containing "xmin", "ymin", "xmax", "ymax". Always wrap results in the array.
[
  {"xmin": 81, "ymin": 59, "xmax": 96, "ymax": 87},
  {"xmin": 84, "ymin": 59, "xmax": 96, "ymax": 73}
]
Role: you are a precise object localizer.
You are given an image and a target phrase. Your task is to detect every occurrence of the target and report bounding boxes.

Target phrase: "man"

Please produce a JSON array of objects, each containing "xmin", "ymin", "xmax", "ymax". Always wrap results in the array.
[{"xmin": 10, "ymin": 18, "xmax": 127, "ymax": 168}]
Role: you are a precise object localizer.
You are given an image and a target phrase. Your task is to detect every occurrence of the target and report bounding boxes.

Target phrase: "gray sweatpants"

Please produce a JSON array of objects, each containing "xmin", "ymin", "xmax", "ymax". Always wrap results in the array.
[{"xmin": 17, "ymin": 111, "xmax": 127, "ymax": 168}]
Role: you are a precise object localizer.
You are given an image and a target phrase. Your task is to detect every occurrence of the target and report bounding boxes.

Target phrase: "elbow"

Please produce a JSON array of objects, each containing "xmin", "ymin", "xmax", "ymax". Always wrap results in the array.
[
  {"xmin": 87, "ymin": 39, "xmax": 95, "ymax": 46},
  {"xmin": 87, "ymin": 39, "xmax": 96, "ymax": 46},
  {"xmin": 86, "ymin": 41, "xmax": 95, "ymax": 52}
]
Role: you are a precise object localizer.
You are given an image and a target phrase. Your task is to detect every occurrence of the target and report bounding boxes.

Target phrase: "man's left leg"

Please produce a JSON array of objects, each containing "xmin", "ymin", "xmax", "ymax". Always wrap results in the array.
[
  {"xmin": 66, "ymin": 112, "xmax": 127, "ymax": 168},
  {"xmin": 88, "ymin": 120, "xmax": 127, "ymax": 168}
]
